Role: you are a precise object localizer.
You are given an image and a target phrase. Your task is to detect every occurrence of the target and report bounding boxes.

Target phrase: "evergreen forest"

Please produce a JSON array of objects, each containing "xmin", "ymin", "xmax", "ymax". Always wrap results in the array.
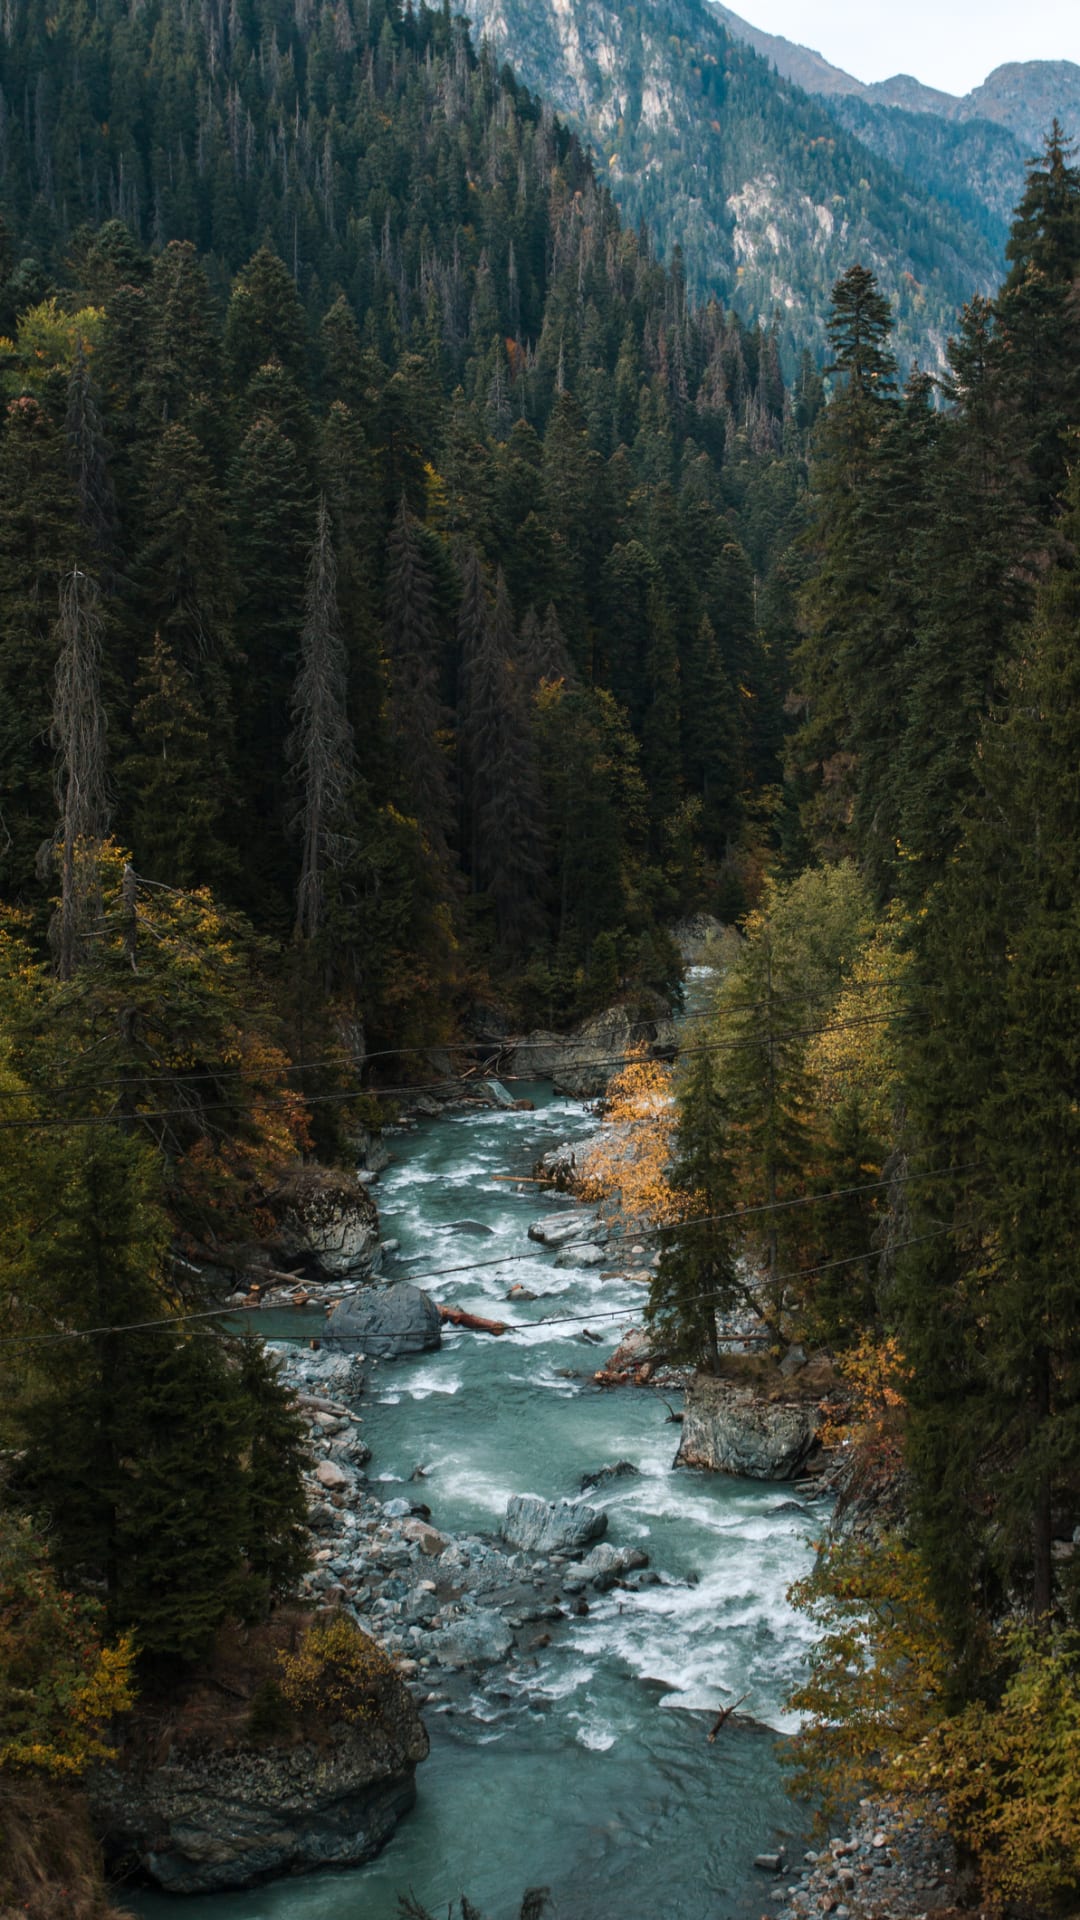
[{"xmin": 0, "ymin": 0, "xmax": 1079, "ymax": 1908}]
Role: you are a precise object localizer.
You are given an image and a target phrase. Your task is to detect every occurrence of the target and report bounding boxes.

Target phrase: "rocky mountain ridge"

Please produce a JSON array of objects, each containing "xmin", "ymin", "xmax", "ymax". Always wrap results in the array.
[
  {"xmin": 466, "ymin": 0, "xmax": 1078, "ymax": 365},
  {"xmin": 708, "ymin": 8, "xmax": 1080, "ymax": 153},
  {"xmin": 465, "ymin": 0, "xmax": 999, "ymax": 372}
]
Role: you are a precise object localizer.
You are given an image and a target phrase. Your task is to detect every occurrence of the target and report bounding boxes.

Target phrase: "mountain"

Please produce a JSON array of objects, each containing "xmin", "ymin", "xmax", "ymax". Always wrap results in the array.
[
  {"xmin": 708, "ymin": 5, "xmax": 1080, "ymax": 150},
  {"xmin": 708, "ymin": 6, "xmax": 1080, "ymax": 249},
  {"xmin": 465, "ymin": 0, "xmax": 1001, "ymax": 371}
]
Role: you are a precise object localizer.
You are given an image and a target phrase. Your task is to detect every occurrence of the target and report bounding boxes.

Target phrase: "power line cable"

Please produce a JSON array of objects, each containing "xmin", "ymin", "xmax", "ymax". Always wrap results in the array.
[{"xmin": 0, "ymin": 1007, "xmax": 924, "ymax": 1131}]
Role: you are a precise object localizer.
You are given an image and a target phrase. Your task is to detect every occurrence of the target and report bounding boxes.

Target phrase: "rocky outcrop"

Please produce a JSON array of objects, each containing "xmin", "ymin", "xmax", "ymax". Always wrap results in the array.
[
  {"xmin": 562, "ymin": 1542, "xmax": 649, "ymax": 1592},
  {"xmin": 670, "ymin": 912, "xmax": 734, "ymax": 967},
  {"xmin": 93, "ymin": 1690, "xmax": 428, "ymax": 1894},
  {"xmin": 267, "ymin": 1167, "xmax": 380, "ymax": 1281},
  {"xmin": 426, "ymin": 1611, "xmax": 514, "ymax": 1669},
  {"xmin": 503, "ymin": 1004, "xmax": 678, "ymax": 1100},
  {"xmin": 325, "ymin": 1282, "xmax": 442, "ymax": 1359},
  {"xmin": 501, "ymin": 1494, "xmax": 607, "ymax": 1555},
  {"xmin": 675, "ymin": 1368, "xmax": 822, "ymax": 1480},
  {"xmin": 527, "ymin": 1207, "xmax": 602, "ymax": 1249}
]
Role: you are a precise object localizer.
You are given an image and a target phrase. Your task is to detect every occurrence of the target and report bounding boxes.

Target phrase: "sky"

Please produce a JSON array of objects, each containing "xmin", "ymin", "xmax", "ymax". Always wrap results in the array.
[{"xmin": 736, "ymin": 0, "xmax": 1080, "ymax": 96}]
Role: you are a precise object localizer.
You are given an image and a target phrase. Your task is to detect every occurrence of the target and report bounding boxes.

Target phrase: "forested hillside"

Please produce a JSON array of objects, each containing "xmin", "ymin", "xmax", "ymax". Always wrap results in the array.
[
  {"xmin": 465, "ymin": 0, "xmax": 1000, "ymax": 372},
  {"xmin": 619, "ymin": 127, "xmax": 1080, "ymax": 1905},
  {"xmin": 0, "ymin": 0, "xmax": 811, "ymax": 1054}
]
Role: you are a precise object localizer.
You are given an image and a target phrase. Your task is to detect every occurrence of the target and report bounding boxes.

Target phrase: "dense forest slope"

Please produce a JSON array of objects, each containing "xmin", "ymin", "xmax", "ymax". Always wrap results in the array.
[
  {"xmin": 464, "ymin": 0, "xmax": 1000, "ymax": 370},
  {"xmin": 710, "ymin": 6, "xmax": 1080, "ymax": 251},
  {"xmin": 0, "ymin": 0, "xmax": 816, "ymax": 1054}
]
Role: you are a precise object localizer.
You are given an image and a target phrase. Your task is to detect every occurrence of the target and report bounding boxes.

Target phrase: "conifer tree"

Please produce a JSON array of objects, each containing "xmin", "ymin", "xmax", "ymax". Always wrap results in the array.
[
  {"xmin": 125, "ymin": 635, "xmax": 233, "ymax": 891},
  {"xmin": 383, "ymin": 499, "xmax": 455, "ymax": 866},
  {"xmin": 647, "ymin": 1047, "xmax": 741, "ymax": 1369},
  {"xmin": 50, "ymin": 568, "xmax": 109, "ymax": 980},
  {"xmin": 899, "ymin": 463, "xmax": 1080, "ymax": 1653},
  {"xmin": 289, "ymin": 498, "xmax": 356, "ymax": 941}
]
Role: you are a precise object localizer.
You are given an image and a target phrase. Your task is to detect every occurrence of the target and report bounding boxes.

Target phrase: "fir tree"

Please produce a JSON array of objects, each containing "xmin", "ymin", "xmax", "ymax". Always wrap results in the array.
[{"xmin": 289, "ymin": 498, "xmax": 356, "ymax": 941}]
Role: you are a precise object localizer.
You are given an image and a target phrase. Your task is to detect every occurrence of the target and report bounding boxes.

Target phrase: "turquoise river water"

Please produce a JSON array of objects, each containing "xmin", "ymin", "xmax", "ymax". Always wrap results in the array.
[{"xmin": 126, "ymin": 1048, "xmax": 819, "ymax": 1920}]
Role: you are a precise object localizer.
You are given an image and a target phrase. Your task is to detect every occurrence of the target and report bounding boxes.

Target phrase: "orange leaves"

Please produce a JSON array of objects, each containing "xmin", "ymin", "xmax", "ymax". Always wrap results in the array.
[{"xmin": 576, "ymin": 1049, "xmax": 682, "ymax": 1230}]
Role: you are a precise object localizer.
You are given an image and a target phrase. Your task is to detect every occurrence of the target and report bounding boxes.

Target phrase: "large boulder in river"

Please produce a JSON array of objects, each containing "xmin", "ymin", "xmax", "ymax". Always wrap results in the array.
[
  {"xmin": 266, "ymin": 1166, "xmax": 380, "ymax": 1280},
  {"xmin": 504, "ymin": 1004, "xmax": 678, "ymax": 1100},
  {"xmin": 675, "ymin": 1368, "xmax": 822, "ymax": 1480},
  {"xmin": 427, "ymin": 1610, "xmax": 513, "ymax": 1669},
  {"xmin": 326, "ymin": 1282, "xmax": 441, "ymax": 1359},
  {"xmin": 502, "ymin": 1494, "xmax": 607, "ymax": 1555}
]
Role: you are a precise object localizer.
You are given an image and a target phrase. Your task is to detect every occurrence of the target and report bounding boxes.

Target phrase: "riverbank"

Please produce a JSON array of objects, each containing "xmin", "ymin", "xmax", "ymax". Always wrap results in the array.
[{"xmin": 122, "ymin": 1080, "xmax": 826, "ymax": 1919}]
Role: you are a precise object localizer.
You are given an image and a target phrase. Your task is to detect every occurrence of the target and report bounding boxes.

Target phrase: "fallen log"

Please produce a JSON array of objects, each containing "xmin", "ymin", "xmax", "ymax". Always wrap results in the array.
[{"xmin": 437, "ymin": 1303, "xmax": 508, "ymax": 1336}]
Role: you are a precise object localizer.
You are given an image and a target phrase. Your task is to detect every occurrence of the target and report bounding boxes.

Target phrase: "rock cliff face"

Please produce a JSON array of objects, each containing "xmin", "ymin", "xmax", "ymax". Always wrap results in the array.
[
  {"xmin": 93, "ymin": 1680, "xmax": 428, "ymax": 1894},
  {"xmin": 267, "ymin": 1166, "xmax": 380, "ymax": 1280},
  {"xmin": 504, "ymin": 1003, "xmax": 677, "ymax": 1099},
  {"xmin": 676, "ymin": 1368, "xmax": 823, "ymax": 1479}
]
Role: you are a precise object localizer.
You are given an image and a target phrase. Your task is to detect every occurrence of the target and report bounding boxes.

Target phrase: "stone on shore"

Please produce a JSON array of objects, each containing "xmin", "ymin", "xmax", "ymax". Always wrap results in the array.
[
  {"xmin": 91, "ymin": 1647, "xmax": 428, "ymax": 1894},
  {"xmin": 326, "ymin": 1282, "xmax": 442, "ymax": 1359},
  {"xmin": 504, "ymin": 1004, "xmax": 677, "ymax": 1100},
  {"xmin": 501, "ymin": 1494, "xmax": 607, "ymax": 1555}
]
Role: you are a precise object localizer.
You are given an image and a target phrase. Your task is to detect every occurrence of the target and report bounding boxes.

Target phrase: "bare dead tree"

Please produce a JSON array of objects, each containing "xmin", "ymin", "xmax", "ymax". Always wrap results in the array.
[
  {"xmin": 288, "ymin": 495, "xmax": 355, "ymax": 941},
  {"xmin": 49, "ymin": 567, "xmax": 109, "ymax": 980}
]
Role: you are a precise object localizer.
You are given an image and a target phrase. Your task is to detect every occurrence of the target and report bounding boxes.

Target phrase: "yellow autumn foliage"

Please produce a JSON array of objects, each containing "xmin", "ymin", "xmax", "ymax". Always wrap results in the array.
[
  {"xmin": 576, "ymin": 1049, "xmax": 683, "ymax": 1230},
  {"xmin": 277, "ymin": 1615, "xmax": 396, "ymax": 1726}
]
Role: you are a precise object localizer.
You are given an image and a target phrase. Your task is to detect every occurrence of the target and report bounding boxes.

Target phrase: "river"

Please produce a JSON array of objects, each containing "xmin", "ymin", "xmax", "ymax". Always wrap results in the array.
[{"xmin": 127, "ymin": 1036, "xmax": 820, "ymax": 1920}]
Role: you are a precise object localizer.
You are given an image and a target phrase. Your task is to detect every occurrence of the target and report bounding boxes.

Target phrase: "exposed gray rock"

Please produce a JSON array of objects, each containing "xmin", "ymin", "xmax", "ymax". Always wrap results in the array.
[
  {"xmin": 92, "ymin": 1675, "xmax": 428, "ymax": 1893},
  {"xmin": 605, "ymin": 1326, "xmax": 661, "ymax": 1374},
  {"xmin": 427, "ymin": 1610, "xmax": 513, "ymax": 1668},
  {"xmin": 267, "ymin": 1167, "xmax": 380, "ymax": 1280},
  {"xmin": 504, "ymin": 1004, "xmax": 678, "ymax": 1100},
  {"xmin": 563, "ymin": 1542, "xmax": 650, "ymax": 1592},
  {"xmin": 501, "ymin": 1494, "xmax": 607, "ymax": 1555},
  {"xmin": 554, "ymin": 1241, "xmax": 607, "ymax": 1269},
  {"xmin": 533, "ymin": 1141, "xmax": 581, "ymax": 1189},
  {"xmin": 676, "ymin": 1372, "xmax": 821, "ymax": 1480},
  {"xmin": 671, "ymin": 913, "xmax": 734, "ymax": 967},
  {"xmin": 527, "ymin": 1209, "xmax": 599, "ymax": 1249},
  {"xmin": 326, "ymin": 1283, "xmax": 441, "ymax": 1360}
]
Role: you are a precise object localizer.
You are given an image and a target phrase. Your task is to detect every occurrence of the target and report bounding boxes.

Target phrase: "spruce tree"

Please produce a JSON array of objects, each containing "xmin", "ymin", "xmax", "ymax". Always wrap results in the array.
[
  {"xmin": 899, "ymin": 463, "xmax": 1080, "ymax": 1653},
  {"xmin": 289, "ymin": 498, "xmax": 356, "ymax": 941},
  {"xmin": 383, "ymin": 496, "xmax": 454, "ymax": 864}
]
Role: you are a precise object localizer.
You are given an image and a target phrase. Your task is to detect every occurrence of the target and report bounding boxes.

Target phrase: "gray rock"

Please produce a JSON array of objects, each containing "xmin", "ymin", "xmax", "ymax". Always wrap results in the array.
[
  {"xmin": 447, "ymin": 1219, "xmax": 495, "ymax": 1237},
  {"xmin": 326, "ymin": 1283, "xmax": 442, "ymax": 1360},
  {"xmin": 91, "ymin": 1667, "xmax": 427, "ymax": 1894},
  {"xmin": 501, "ymin": 1494, "xmax": 607, "ymax": 1555},
  {"xmin": 267, "ymin": 1167, "xmax": 380, "ymax": 1280},
  {"xmin": 671, "ymin": 913, "xmax": 733, "ymax": 967},
  {"xmin": 427, "ymin": 1610, "xmax": 513, "ymax": 1668},
  {"xmin": 505, "ymin": 1004, "xmax": 678, "ymax": 1100},
  {"xmin": 563, "ymin": 1543, "xmax": 649, "ymax": 1592},
  {"xmin": 527, "ymin": 1210, "xmax": 598, "ymax": 1249},
  {"xmin": 532, "ymin": 1142, "xmax": 580, "ymax": 1189},
  {"xmin": 605, "ymin": 1326, "xmax": 661, "ymax": 1374},
  {"xmin": 554, "ymin": 1242, "xmax": 608, "ymax": 1269},
  {"xmin": 580, "ymin": 1460, "xmax": 640, "ymax": 1492},
  {"xmin": 676, "ymin": 1372, "xmax": 820, "ymax": 1480}
]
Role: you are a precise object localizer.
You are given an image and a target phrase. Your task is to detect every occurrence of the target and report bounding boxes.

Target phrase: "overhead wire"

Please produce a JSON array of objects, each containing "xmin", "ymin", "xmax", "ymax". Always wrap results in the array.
[
  {"xmin": 0, "ymin": 1169, "xmax": 973, "ymax": 1350},
  {"xmin": 0, "ymin": 1006, "xmax": 924, "ymax": 1130}
]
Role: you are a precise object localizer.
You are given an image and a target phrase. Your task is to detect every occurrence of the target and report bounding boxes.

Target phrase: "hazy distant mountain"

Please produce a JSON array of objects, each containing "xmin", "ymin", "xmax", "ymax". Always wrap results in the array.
[
  {"xmin": 708, "ymin": 5, "xmax": 1080, "ymax": 249},
  {"xmin": 467, "ymin": 0, "xmax": 999, "ymax": 372},
  {"xmin": 708, "ymin": 4, "xmax": 1080, "ymax": 152}
]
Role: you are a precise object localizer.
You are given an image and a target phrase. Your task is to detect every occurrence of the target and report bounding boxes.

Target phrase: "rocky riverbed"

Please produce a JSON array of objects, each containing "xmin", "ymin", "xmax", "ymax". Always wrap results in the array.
[
  {"xmin": 754, "ymin": 1797, "xmax": 968, "ymax": 1920},
  {"xmin": 282, "ymin": 1340, "xmax": 665, "ymax": 1713}
]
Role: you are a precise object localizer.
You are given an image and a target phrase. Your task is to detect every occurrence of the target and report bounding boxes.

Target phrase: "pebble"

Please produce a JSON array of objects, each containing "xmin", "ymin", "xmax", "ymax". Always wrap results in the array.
[{"xmin": 759, "ymin": 1798, "xmax": 961, "ymax": 1920}]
